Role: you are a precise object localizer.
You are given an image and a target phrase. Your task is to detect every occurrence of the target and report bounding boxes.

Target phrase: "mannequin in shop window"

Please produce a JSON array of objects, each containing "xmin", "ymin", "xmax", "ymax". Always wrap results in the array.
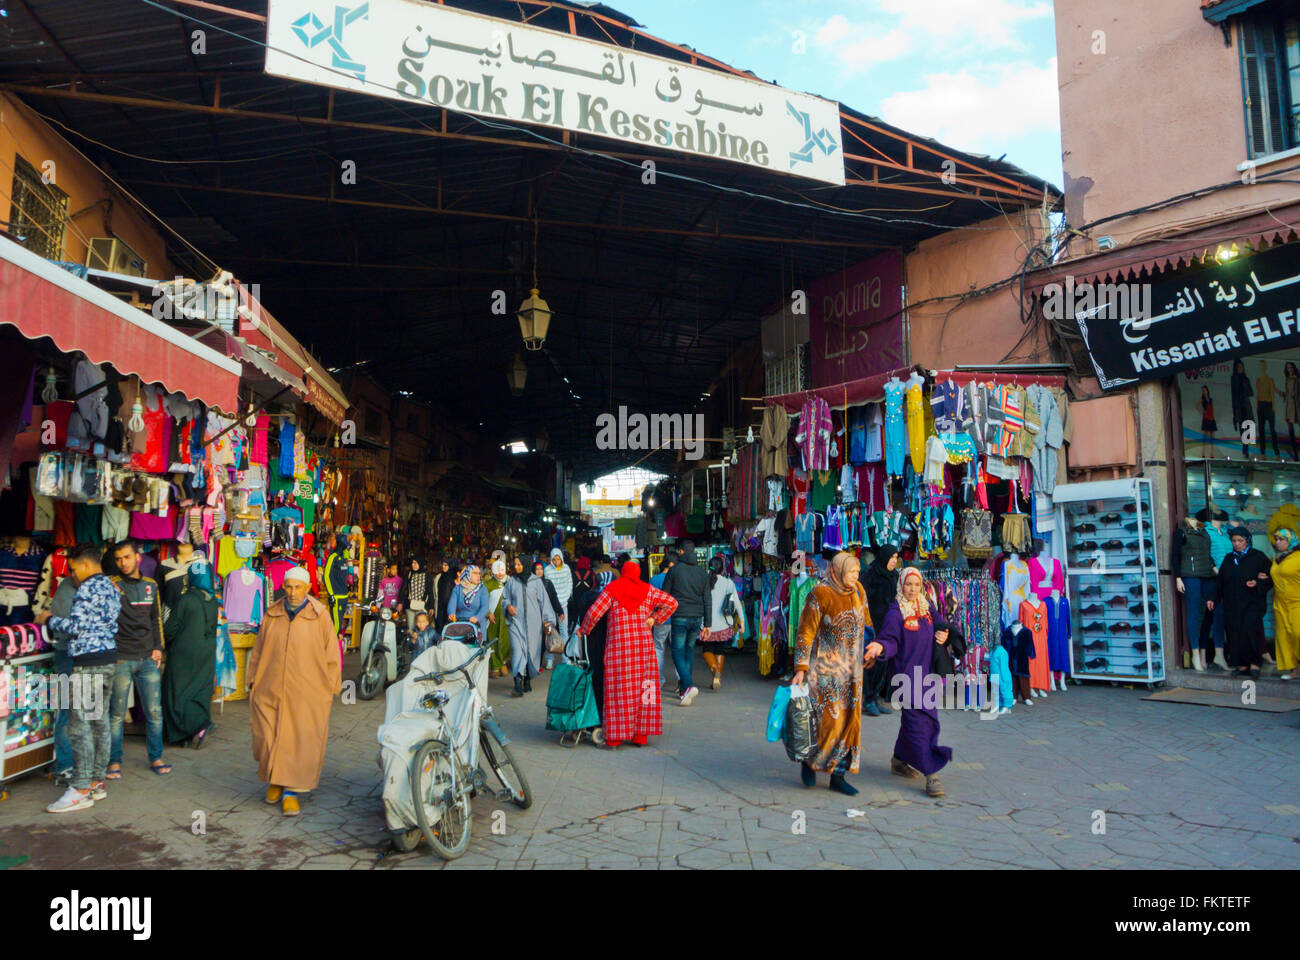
[
  {"xmin": 1027, "ymin": 539, "xmax": 1069, "ymax": 691},
  {"xmin": 1173, "ymin": 510, "xmax": 1216, "ymax": 672},
  {"xmin": 0, "ymin": 535, "xmax": 47, "ymax": 628},
  {"xmin": 1018, "ymin": 583, "xmax": 1051, "ymax": 698}
]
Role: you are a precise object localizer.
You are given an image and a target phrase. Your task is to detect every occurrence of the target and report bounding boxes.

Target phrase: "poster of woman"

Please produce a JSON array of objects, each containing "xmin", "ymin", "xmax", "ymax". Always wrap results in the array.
[{"xmin": 1182, "ymin": 350, "xmax": 1300, "ymax": 460}]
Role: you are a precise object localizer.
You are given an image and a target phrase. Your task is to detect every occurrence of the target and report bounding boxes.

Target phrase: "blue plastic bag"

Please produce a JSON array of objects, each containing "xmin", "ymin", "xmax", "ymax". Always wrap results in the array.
[{"xmin": 766, "ymin": 683, "xmax": 791, "ymax": 742}]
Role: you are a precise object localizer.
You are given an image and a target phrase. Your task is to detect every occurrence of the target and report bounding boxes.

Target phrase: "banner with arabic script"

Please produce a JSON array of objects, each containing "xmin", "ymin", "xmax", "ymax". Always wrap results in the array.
[
  {"xmin": 1068, "ymin": 241, "xmax": 1300, "ymax": 390},
  {"xmin": 265, "ymin": 0, "xmax": 845, "ymax": 185},
  {"xmin": 808, "ymin": 251, "xmax": 904, "ymax": 387}
]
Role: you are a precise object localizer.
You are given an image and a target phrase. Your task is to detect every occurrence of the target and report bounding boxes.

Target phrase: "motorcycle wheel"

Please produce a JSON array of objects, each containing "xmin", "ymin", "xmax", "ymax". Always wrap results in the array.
[
  {"xmin": 358, "ymin": 651, "xmax": 385, "ymax": 701},
  {"xmin": 390, "ymin": 828, "xmax": 422, "ymax": 852},
  {"xmin": 479, "ymin": 725, "xmax": 533, "ymax": 809},
  {"xmin": 411, "ymin": 739, "xmax": 471, "ymax": 860}
]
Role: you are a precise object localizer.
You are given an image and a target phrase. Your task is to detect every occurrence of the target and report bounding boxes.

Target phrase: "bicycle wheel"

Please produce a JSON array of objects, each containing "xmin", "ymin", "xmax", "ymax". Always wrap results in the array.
[
  {"xmin": 479, "ymin": 725, "xmax": 532, "ymax": 809},
  {"xmin": 411, "ymin": 739, "xmax": 471, "ymax": 860},
  {"xmin": 358, "ymin": 651, "xmax": 385, "ymax": 701}
]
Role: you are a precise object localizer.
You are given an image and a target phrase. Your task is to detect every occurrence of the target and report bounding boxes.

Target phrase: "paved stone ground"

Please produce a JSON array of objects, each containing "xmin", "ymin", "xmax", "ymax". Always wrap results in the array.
[{"xmin": 2, "ymin": 649, "xmax": 1298, "ymax": 870}]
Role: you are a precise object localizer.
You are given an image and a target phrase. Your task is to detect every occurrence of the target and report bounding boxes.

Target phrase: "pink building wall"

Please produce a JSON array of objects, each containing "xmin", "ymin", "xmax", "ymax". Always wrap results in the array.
[{"xmin": 1055, "ymin": 0, "xmax": 1298, "ymax": 253}]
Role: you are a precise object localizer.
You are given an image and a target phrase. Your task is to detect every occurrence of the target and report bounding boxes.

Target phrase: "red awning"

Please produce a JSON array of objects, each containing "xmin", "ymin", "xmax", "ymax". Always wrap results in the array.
[
  {"xmin": 222, "ymin": 334, "xmax": 306, "ymax": 393},
  {"xmin": 0, "ymin": 236, "xmax": 242, "ymax": 412},
  {"xmin": 766, "ymin": 367, "xmax": 1065, "ymax": 413}
]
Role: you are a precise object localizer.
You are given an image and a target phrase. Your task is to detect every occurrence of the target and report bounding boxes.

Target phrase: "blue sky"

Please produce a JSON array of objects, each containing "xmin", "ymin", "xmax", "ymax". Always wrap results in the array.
[{"xmin": 608, "ymin": 0, "xmax": 1063, "ymax": 189}]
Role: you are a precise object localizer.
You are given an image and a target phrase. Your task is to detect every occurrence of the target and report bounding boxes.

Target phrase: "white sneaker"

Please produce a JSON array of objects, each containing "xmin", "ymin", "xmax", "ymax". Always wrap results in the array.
[
  {"xmin": 680, "ymin": 686, "xmax": 699, "ymax": 706},
  {"xmin": 46, "ymin": 786, "xmax": 94, "ymax": 814},
  {"xmin": 1280, "ymin": 673, "xmax": 1292, "ymax": 681},
  {"xmin": 998, "ymin": 706, "xmax": 1013, "ymax": 715},
  {"xmin": 90, "ymin": 781, "xmax": 107, "ymax": 800}
]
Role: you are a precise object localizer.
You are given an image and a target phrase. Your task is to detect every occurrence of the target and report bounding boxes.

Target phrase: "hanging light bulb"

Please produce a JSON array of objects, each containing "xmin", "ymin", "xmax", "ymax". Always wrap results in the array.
[
  {"xmin": 730, "ymin": 447, "xmax": 738, "ymax": 466},
  {"xmin": 746, "ymin": 425, "xmax": 754, "ymax": 444},
  {"xmin": 128, "ymin": 398, "xmax": 145, "ymax": 433},
  {"xmin": 40, "ymin": 367, "xmax": 58, "ymax": 404}
]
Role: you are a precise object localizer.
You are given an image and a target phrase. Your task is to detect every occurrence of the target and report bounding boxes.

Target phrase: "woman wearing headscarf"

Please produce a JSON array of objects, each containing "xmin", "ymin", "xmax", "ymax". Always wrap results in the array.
[
  {"xmin": 1269, "ymin": 505, "xmax": 1300, "ymax": 681},
  {"xmin": 527, "ymin": 558, "xmax": 565, "ymax": 679},
  {"xmin": 399, "ymin": 556, "xmax": 433, "ymax": 635},
  {"xmin": 873, "ymin": 566, "xmax": 953, "ymax": 798},
  {"xmin": 862, "ymin": 545, "xmax": 900, "ymax": 717},
  {"xmin": 702, "ymin": 555, "xmax": 745, "ymax": 690},
  {"xmin": 543, "ymin": 549, "xmax": 573, "ymax": 668},
  {"xmin": 792, "ymin": 552, "xmax": 880, "ymax": 795},
  {"xmin": 579, "ymin": 561, "xmax": 677, "ymax": 748},
  {"xmin": 446, "ymin": 564, "xmax": 491, "ymax": 637},
  {"xmin": 433, "ymin": 558, "xmax": 455, "ymax": 631},
  {"xmin": 503, "ymin": 557, "xmax": 539, "ymax": 697},
  {"xmin": 483, "ymin": 558, "xmax": 511, "ymax": 677},
  {"xmin": 161, "ymin": 565, "xmax": 220, "ymax": 748},
  {"xmin": 1209, "ymin": 526, "xmax": 1272, "ymax": 678}
]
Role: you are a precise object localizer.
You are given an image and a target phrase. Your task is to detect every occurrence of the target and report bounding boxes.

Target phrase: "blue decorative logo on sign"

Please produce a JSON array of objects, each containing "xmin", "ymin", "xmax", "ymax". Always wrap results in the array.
[
  {"xmin": 291, "ymin": 3, "xmax": 370, "ymax": 81},
  {"xmin": 786, "ymin": 100, "xmax": 839, "ymax": 169}
]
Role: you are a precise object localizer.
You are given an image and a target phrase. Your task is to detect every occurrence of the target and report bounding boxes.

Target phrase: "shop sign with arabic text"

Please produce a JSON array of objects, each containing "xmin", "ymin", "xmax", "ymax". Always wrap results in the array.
[
  {"xmin": 265, "ymin": 0, "xmax": 845, "ymax": 185},
  {"xmin": 1064, "ymin": 242, "xmax": 1300, "ymax": 389}
]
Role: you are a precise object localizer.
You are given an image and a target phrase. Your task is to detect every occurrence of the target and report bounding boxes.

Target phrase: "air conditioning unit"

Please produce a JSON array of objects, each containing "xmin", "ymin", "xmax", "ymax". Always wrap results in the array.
[{"xmin": 86, "ymin": 237, "xmax": 147, "ymax": 277}]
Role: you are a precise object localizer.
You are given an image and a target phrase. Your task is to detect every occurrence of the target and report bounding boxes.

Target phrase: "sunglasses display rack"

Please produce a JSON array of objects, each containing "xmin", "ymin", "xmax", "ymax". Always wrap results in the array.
[{"xmin": 1053, "ymin": 477, "xmax": 1164, "ymax": 687}]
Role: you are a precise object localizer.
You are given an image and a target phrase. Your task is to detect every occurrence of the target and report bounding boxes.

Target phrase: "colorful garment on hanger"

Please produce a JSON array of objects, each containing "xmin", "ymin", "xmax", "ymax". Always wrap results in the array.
[
  {"xmin": 1001, "ymin": 555, "xmax": 1031, "ymax": 628},
  {"xmin": 794, "ymin": 396, "xmax": 833, "ymax": 471},
  {"xmin": 1019, "ymin": 598, "xmax": 1050, "ymax": 691},
  {"xmin": 905, "ymin": 379, "xmax": 926, "ymax": 472},
  {"xmin": 1045, "ymin": 595, "xmax": 1071, "ymax": 674},
  {"xmin": 883, "ymin": 379, "xmax": 906, "ymax": 476}
]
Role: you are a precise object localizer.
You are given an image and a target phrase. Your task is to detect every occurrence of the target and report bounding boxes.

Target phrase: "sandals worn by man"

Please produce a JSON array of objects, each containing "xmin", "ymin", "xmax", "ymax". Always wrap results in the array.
[
  {"xmin": 925, "ymin": 775, "xmax": 945, "ymax": 798},
  {"xmin": 150, "ymin": 760, "xmax": 172, "ymax": 776},
  {"xmin": 105, "ymin": 763, "xmax": 123, "ymax": 781}
]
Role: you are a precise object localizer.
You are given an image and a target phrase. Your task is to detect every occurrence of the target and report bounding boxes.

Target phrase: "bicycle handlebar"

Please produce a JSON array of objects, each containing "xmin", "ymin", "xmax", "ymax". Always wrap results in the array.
[{"xmin": 414, "ymin": 641, "xmax": 491, "ymax": 686}]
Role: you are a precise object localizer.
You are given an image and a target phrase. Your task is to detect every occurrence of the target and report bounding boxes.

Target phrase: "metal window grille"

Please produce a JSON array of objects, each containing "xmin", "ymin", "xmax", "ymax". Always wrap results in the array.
[
  {"xmin": 764, "ymin": 343, "xmax": 809, "ymax": 396},
  {"xmin": 8, "ymin": 155, "xmax": 68, "ymax": 260}
]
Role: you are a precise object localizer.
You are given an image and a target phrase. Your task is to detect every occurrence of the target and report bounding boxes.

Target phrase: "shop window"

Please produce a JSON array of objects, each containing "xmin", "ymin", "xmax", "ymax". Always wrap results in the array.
[
  {"xmin": 1239, "ymin": 11, "xmax": 1300, "ymax": 158},
  {"xmin": 8, "ymin": 154, "xmax": 69, "ymax": 260}
]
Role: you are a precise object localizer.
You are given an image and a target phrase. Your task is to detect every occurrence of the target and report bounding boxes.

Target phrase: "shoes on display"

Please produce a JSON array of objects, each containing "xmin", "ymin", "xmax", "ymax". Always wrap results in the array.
[
  {"xmin": 1078, "ymin": 584, "xmax": 1103, "ymax": 597},
  {"xmin": 1132, "ymin": 641, "xmax": 1160, "ymax": 654},
  {"xmin": 1128, "ymin": 602, "xmax": 1146, "ymax": 615},
  {"xmin": 1108, "ymin": 595, "xmax": 1128, "ymax": 608},
  {"xmin": 1079, "ymin": 603, "xmax": 1106, "ymax": 615},
  {"xmin": 1123, "ymin": 520, "xmax": 1151, "ymax": 533},
  {"xmin": 1083, "ymin": 657, "xmax": 1110, "ymax": 669},
  {"xmin": 1108, "ymin": 622, "xmax": 1133, "ymax": 634},
  {"xmin": 1101, "ymin": 539, "xmax": 1125, "ymax": 550},
  {"xmin": 1129, "ymin": 585, "xmax": 1146, "ymax": 597},
  {"xmin": 1099, "ymin": 513, "xmax": 1121, "ymax": 523},
  {"xmin": 1072, "ymin": 522, "xmax": 1098, "ymax": 534},
  {"xmin": 1074, "ymin": 540, "xmax": 1098, "ymax": 552},
  {"xmin": 1083, "ymin": 621, "xmax": 1109, "ymax": 632},
  {"xmin": 1124, "ymin": 557, "xmax": 1143, "ymax": 566},
  {"xmin": 1082, "ymin": 639, "xmax": 1109, "ymax": 651},
  {"xmin": 1122, "ymin": 503, "xmax": 1137, "ymax": 513}
]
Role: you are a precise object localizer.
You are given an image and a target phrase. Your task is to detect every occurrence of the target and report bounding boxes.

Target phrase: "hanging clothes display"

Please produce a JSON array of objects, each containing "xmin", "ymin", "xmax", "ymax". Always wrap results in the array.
[
  {"xmin": 905, "ymin": 374, "xmax": 926, "ymax": 473},
  {"xmin": 883, "ymin": 377, "xmax": 906, "ymax": 477}
]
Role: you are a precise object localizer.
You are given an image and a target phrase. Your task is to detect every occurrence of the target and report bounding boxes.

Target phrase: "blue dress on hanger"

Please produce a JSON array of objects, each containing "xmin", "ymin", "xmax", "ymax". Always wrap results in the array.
[
  {"xmin": 883, "ymin": 379, "xmax": 906, "ymax": 477},
  {"xmin": 1045, "ymin": 594, "xmax": 1071, "ymax": 674}
]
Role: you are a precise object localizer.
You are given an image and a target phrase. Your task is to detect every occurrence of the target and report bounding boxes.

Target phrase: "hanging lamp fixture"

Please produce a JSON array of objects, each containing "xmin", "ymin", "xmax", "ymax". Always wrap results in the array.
[
  {"xmin": 517, "ymin": 211, "xmax": 553, "ymax": 350},
  {"xmin": 508, "ymin": 352, "xmax": 527, "ymax": 396}
]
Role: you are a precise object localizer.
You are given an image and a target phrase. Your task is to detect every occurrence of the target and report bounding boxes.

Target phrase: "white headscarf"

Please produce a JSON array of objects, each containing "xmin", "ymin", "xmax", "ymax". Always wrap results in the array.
[{"xmin": 895, "ymin": 566, "xmax": 930, "ymax": 620}]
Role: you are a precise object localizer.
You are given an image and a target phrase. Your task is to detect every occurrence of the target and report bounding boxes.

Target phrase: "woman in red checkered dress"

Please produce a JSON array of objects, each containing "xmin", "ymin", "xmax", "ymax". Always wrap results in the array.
[{"xmin": 578, "ymin": 561, "xmax": 678, "ymax": 747}]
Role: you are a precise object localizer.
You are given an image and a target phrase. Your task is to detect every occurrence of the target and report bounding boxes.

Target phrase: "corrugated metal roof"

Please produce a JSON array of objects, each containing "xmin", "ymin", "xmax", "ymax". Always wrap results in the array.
[{"xmin": 0, "ymin": 0, "xmax": 1060, "ymax": 477}]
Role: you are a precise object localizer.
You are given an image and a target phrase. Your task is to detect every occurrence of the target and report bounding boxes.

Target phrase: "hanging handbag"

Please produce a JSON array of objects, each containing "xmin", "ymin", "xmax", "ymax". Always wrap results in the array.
[
  {"xmin": 545, "ymin": 622, "xmax": 566, "ymax": 655},
  {"xmin": 961, "ymin": 507, "xmax": 994, "ymax": 559}
]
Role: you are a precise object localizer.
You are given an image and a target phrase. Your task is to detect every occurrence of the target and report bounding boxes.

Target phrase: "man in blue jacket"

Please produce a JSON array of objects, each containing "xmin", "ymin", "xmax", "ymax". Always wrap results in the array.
[{"xmin": 35, "ymin": 544, "xmax": 120, "ymax": 813}]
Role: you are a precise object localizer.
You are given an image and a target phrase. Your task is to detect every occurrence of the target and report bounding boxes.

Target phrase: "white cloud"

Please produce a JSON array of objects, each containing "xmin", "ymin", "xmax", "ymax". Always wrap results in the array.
[
  {"xmin": 812, "ymin": 14, "xmax": 912, "ymax": 70},
  {"xmin": 875, "ymin": 0, "xmax": 1052, "ymax": 49},
  {"xmin": 877, "ymin": 58, "xmax": 1060, "ymax": 154}
]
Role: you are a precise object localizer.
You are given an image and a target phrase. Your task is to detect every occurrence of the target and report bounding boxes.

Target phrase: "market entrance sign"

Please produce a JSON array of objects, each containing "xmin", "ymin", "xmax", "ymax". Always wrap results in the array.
[
  {"xmin": 265, "ymin": 0, "xmax": 845, "ymax": 185},
  {"xmin": 1064, "ymin": 242, "xmax": 1300, "ymax": 390}
]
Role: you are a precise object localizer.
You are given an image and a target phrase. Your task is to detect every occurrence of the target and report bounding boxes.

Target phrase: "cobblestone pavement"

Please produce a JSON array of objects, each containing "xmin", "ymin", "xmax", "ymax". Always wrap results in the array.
[{"xmin": 2, "ymin": 649, "xmax": 1298, "ymax": 870}]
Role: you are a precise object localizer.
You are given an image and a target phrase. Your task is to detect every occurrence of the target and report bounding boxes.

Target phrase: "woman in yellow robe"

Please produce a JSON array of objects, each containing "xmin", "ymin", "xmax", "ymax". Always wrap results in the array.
[{"xmin": 1268, "ymin": 509, "xmax": 1300, "ymax": 679}]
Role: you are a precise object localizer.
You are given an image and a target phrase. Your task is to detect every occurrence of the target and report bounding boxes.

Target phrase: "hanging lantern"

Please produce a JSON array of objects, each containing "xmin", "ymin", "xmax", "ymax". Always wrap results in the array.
[
  {"xmin": 746, "ymin": 425, "xmax": 755, "ymax": 444},
  {"xmin": 516, "ymin": 288, "xmax": 552, "ymax": 350},
  {"xmin": 730, "ymin": 447, "xmax": 738, "ymax": 466},
  {"xmin": 508, "ymin": 352, "xmax": 527, "ymax": 396}
]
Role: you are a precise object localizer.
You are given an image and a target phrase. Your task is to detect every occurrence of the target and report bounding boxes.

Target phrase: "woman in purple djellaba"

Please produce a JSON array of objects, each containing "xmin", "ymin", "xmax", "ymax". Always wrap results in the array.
[{"xmin": 872, "ymin": 566, "xmax": 952, "ymax": 798}]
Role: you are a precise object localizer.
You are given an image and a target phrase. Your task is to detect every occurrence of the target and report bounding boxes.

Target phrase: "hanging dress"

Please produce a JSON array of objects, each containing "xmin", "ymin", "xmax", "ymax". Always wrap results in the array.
[
  {"xmin": 1019, "ymin": 598, "xmax": 1051, "ymax": 691},
  {"xmin": 905, "ymin": 379, "xmax": 926, "ymax": 473},
  {"xmin": 883, "ymin": 379, "xmax": 906, "ymax": 477}
]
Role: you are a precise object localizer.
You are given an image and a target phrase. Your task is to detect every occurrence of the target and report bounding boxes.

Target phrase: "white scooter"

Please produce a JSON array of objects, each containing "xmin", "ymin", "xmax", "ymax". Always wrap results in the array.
[
  {"xmin": 358, "ymin": 603, "xmax": 410, "ymax": 701},
  {"xmin": 377, "ymin": 621, "xmax": 532, "ymax": 859}
]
